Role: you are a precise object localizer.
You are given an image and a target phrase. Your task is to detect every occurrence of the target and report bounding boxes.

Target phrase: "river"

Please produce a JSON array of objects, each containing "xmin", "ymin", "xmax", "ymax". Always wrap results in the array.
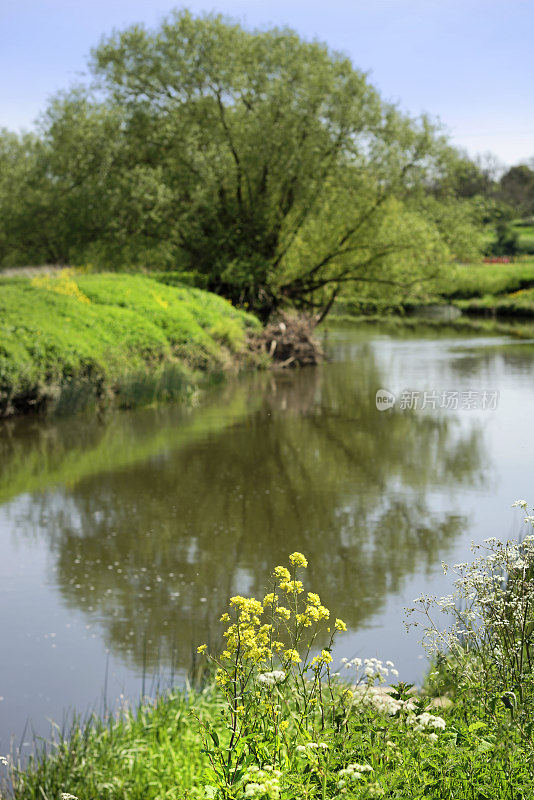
[{"xmin": 1, "ymin": 322, "xmax": 533, "ymax": 753}]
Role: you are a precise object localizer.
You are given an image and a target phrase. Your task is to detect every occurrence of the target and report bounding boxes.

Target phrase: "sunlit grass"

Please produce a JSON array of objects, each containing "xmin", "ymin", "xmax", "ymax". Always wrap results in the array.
[{"xmin": 0, "ymin": 271, "xmax": 260, "ymax": 416}]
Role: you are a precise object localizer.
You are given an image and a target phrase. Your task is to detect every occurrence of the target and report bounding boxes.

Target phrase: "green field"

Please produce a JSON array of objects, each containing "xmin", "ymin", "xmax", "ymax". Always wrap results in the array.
[
  {"xmin": 436, "ymin": 260, "xmax": 534, "ymax": 317},
  {"xmin": 437, "ymin": 260, "xmax": 534, "ymax": 300},
  {"xmin": 0, "ymin": 271, "xmax": 260, "ymax": 416}
]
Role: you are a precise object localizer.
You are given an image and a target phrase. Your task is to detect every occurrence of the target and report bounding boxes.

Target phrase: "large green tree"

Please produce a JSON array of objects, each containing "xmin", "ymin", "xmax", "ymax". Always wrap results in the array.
[{"xmin": 0, "ymin": 11, "xmax": 482, "ymax": 318}]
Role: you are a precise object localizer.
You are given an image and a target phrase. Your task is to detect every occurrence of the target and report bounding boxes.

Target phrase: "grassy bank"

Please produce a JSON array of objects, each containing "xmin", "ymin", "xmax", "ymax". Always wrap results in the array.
[
  {"xmin": 330, "ymin": 260, "xmax": 534, "ymax": 325},
  {"xmin": 4, "ymin": 681, "xmax": 530, "ymax": 800},
  {"xmin": 5, "ymin": 539, "xmax": 534, "ymax": 800},
  {"xmin": 437, "ymin": 260, "xmax": 534, "ymax": 301},
  {"xmin": 438, "ymin": 261, "xmax": 534, "ymax": 319},
  {"xmin": 0, "ymin": 271, "xmax": 261, "ymax": 417}
]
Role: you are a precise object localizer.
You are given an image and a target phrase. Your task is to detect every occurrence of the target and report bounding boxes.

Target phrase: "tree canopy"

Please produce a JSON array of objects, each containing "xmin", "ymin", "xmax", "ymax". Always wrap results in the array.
[{"xmin": 0, "ymin": 11, "xmax": 485, "ymax": 318}]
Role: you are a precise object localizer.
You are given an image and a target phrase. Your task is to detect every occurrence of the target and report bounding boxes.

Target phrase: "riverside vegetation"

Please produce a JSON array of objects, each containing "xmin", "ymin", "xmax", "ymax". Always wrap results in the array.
[
  {"xmin": 1, "ymin": 11, "xmax": 533, "ymax": 418},
  {"xmin": 4, "ymin": 509, "xmax": 534, "ymax": 800},
  {"xmin": 0, "ymin": 270, "xmax": 261, "ymax": 417}
]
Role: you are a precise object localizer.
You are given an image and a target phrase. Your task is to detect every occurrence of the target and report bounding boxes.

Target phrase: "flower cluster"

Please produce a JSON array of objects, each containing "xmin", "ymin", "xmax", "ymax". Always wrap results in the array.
[
  {"xmin": 411, "ymin": 507, "xmax": 534, "ymax": 697},
  {"xmin": 296, "ymin": 741, "xmax": 329, "ymax": 754},
  {"xmin": 32, "ymin": 269, "xmax": 91, "ymax": 305},
  {"xmin": 243, "ymin": 766, "xmax": 282, "ymax": 798},
  {"xmin": 338, "ymin": 762, "xmax": 373, "ymax": 788},
  {"xmin": 195, "ymin": 552, "xmax": 353, "ymax": 798},
  {"xmin": 402, "ymin": 711, "xmax": 447, "ymax": 743},
  {"xmin": 341, "ymin": 656, "xmax": 399, "ymax": 682},
  {"xmin": 351, "ymin": 685, "xmax": 417, "ymax": 716},
  {"xmin": 257, "ymin": 670, "xmax": 286, "ymax": 687}
]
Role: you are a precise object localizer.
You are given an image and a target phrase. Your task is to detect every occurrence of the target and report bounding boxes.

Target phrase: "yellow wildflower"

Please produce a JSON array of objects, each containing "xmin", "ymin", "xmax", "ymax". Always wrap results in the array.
[
  {"xmin": 273, "ymin": 566, "xmax": 290, "ymax": 581},
  {"xmin": 275, "ymin": 606, "xmax": 291, "ymax": 620},
  {"xmin": 197, "ymin": 644, "xmax": 207, "ymax": 654},
  {"xmin": 279, "ymin": 579, "xmax": 304, "ymax": 595},
  {"xmin": 289, "ymin": 552, "xmax": 308, "ymax": 568},
  {"xmin": 312, "ymin": 649, "xmax": 333, "ymax": 666},
  {"xmin": 335, "ymin": 618, "xmax": 347, "ymax": 631},
  {"xmin": 284, "ymin": 649, "xmax": 302, "ymax": 664},
  {"xmin": 215, "ymin": 669, "xmax": 228, "ymax": 686}
]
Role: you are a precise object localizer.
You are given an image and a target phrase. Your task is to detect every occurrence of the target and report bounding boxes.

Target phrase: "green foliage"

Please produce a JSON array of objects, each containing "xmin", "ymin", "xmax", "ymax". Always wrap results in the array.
[
  {"xmin": 7, "ymin": 545, "xmax": 534, "ymax": 799},
  {"xmin": 493, "ymin": 221, "xmax": 519, "ymax": 256},
  {"xmin": 0, "ymin": 12, "xmax": 483, "ymax": 319},
  {"xmin": 499, "ymin": 164, "xmax": 534, "ymax": 217},
  {"xmin": 0, "ymin": 271, "xmax": 259, "ymax": 415},
  {"xmin": 411, "ymin": 502, "xmax": 534, "ymax": 744}
]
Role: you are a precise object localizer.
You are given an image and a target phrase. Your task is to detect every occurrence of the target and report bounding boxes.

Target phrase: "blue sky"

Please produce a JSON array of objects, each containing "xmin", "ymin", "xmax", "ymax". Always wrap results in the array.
[{"xmin": 1, "ymin": 0, "xmax": 532, "ymax": 165}]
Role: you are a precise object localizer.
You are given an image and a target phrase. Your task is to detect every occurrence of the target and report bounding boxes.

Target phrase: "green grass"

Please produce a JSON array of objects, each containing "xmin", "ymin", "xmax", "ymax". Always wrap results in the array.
[
  {"xmin": 516, "ymin": 224, "xmax": 534, "ymax": 254},
  {"xmin": 434, "ymin": 260, "xmax": 534, "ymax": 318},
  {"xmin": 5, "ymin": 687, "xmax": 221, "ymax": 800},
  {"xmin": 330, "ymin": 260, "xmax": 534, "ymax": 324},
  {"xmin": 324, "ymin": 312, "xmax": 534, "ymax": 338},
  {"xmin": 437, "ymin": 261, "xmax": 534, "ymax": 300},
  {"xmin": 0, "ymin": 271, "xmax": 261, "ymax": 416},
  {"xmin": 6, "ymin": 540, "xmax": 534, "ymax": 800},
  {"xmin": 5, "ymin": 681, "xmax": 532, "ymax": 800},
  {"xmin": 455, "ymin": 288, "xmax": 534, "ymax": 318}
]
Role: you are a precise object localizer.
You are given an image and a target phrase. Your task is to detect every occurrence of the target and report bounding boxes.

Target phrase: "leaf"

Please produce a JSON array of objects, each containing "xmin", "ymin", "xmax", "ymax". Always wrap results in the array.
[
  {"xmin": 209, "ymin": 729, "xmax": 220, "ymax": 747},
  {"xmin": 475, "ymin": 739, "xmax": 495, "ymax": 753}
]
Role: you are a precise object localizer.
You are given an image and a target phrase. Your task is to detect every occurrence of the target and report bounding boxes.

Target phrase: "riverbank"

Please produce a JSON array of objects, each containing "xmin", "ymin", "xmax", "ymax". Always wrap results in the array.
[
  {"xmin": 1, "ymin": 327, "xmax": 533, "ymax": 798},
  {"xmin": 3, "ymin": 678, "xmax": 529, "ymax": 800},
  {"xmin": 439, "ymin": 260, "xmax": 534, "ymax": 319},
  {"xmin": 330, "ymin": 260, "xmax": 534, "ymax": 325},
  {"xmin": 6, "ymin": 531, "xmax": 534, "ymax": 800},
  {"xmin": 0, "ymin": 272, "xmax": 262, "ymax": 417}
]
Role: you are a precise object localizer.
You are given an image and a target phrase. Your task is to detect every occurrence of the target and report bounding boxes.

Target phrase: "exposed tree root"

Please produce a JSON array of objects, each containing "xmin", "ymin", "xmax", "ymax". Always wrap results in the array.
[{"xmin": 249, "ymin": 312, "xmax": 324, "ymax": 367}]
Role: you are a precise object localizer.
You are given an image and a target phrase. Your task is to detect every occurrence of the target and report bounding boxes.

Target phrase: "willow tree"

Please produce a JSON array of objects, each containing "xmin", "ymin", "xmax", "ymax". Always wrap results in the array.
[
  {"xmin": 0, "ymin": 12, "xmax": 479, "ymax": 317},
  {"xmin": 87, "ymin": 11, "xmax": 468, "ymax": 318}
]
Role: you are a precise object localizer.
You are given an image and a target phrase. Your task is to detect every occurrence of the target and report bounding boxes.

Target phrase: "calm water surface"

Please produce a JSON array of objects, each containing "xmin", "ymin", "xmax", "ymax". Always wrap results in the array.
[{"xmin": 1, "ymin": 324, "xmax": 534, "ymax": 752}]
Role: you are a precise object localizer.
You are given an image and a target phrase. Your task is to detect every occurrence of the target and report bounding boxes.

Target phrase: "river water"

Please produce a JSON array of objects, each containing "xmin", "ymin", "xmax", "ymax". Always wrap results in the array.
[{"xmin": 1, "ymin": 323, "xmax": 533, "ymax": 753}]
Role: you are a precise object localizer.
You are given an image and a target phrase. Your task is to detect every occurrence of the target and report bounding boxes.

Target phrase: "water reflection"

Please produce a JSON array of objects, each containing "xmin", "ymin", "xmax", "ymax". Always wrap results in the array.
[{"xmin": 4, "ymin": 338, "xmax": 487, "ymax": 672}]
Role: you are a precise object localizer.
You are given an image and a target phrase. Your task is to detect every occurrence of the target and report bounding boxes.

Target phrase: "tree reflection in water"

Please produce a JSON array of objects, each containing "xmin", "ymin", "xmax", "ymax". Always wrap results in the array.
[{"xmin": 5, "ymin": 338, "xmax": 487, "ymax": 671}]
